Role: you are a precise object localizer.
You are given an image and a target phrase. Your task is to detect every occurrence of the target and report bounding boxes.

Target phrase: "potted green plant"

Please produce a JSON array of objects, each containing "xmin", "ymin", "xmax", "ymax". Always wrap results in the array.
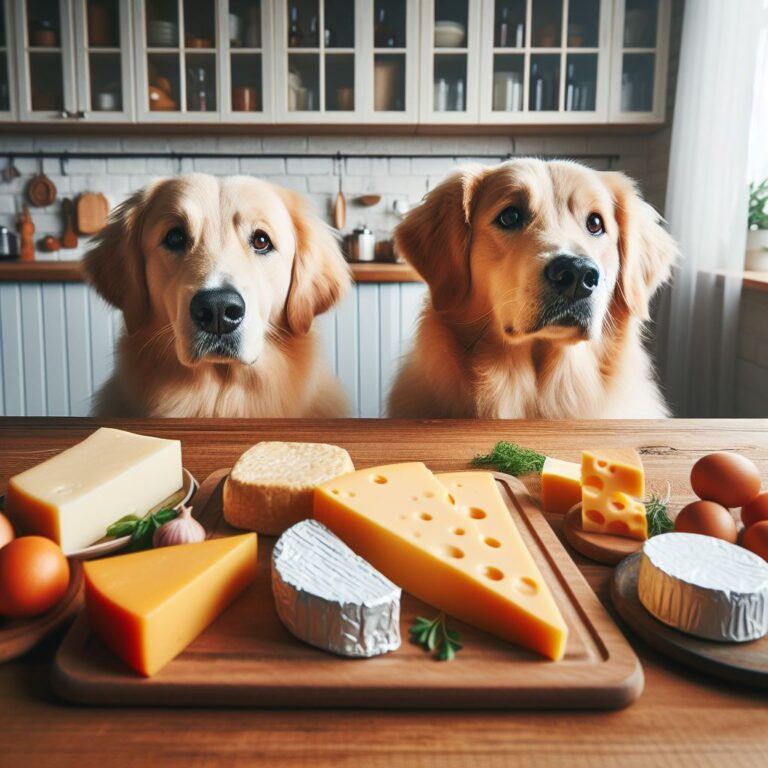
[{"xmin": 747, "ymin": 179, "xmax": 768, "ymax": 271}]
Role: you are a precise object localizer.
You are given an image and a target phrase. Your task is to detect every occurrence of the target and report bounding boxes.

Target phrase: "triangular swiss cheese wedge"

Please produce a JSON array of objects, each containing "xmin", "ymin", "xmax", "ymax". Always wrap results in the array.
[{"xmin": 314, "ymin": 463, "xmax": 568, "ymax": 660}]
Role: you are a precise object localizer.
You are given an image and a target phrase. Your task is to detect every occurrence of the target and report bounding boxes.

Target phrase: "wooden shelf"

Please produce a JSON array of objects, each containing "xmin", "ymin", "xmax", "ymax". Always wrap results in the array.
[{"xmin": 0, "ymin": 260, "xmax": 421, "ymax": 284}]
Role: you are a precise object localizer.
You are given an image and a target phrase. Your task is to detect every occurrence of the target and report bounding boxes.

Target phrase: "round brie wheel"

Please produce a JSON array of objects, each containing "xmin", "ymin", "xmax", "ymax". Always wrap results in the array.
[{"xmin": 637, "ymin": 532, "xmax": 768, "ymax": 642}]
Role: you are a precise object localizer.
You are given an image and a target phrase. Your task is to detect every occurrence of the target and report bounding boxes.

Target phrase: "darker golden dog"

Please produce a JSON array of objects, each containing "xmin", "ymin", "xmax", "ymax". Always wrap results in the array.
[{"xmin": 389, "ymin": 159, "xmax": 678, "ymax": 418}]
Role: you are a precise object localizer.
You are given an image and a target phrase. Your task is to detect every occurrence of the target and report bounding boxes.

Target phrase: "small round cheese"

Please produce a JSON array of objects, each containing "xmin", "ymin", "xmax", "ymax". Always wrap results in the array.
[
  {"xmin": 638, "ymin": 532, "xmax": 768, "ymax": 642},
  {"xmin": 223, "ymin": 442, "xmax": 354, "ymax": 535}
]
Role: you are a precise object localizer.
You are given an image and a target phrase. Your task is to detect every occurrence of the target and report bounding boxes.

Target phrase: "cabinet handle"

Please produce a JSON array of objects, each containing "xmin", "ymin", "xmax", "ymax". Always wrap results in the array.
[{"xmin": 75, "ymin": 110, "xmax": 87, "ymax": 119}]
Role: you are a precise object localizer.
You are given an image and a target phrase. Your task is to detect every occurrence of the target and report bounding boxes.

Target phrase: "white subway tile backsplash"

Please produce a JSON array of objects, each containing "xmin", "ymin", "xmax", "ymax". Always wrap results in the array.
[
  {"xmin": 193, "ymin": 157, "xmax": 240, "ymax": 174},
  {"xmin": 107, "ymin": 158, "xmax": 147, "ymax": 174},
  {"xmin": 240, "ymin": 157, "xmax": 286, "ymax": 174},
  {"xmin": 286, "ymin": 157, "xmax": 333, "ymax": 174}
]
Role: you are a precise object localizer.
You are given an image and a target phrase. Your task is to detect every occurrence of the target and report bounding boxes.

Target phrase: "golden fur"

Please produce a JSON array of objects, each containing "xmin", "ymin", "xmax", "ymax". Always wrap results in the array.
[
  {"xmin": 85, "ymin": 174, "xmax": 350, "ymax": 417},
  {"xmin": 389, "ymin": 159, "xmax": 678, "ymax": 419}
]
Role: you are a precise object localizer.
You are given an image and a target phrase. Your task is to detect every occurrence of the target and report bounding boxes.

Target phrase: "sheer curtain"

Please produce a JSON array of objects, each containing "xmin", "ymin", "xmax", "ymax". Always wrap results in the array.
[{"xmin": 658, "ymin": 0, "xmax": 768, "ymax": 416}]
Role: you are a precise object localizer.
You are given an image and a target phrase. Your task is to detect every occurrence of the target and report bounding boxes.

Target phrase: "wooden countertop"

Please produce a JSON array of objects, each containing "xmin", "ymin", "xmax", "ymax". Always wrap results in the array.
[
  {"xmin": 0, "ymin": 260, "xmax": 422, "ymax": 284},
  {"xmin": 1, "ymin": 417, "xmax": 767, "ymax": 767}
]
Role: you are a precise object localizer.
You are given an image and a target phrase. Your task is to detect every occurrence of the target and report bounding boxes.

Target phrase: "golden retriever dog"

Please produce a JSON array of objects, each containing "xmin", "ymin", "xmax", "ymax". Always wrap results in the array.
[
  {"xmin": 85, "ymin": 173, "xmax": 350, "ymax": 417},
  {"xmin": 389, "ymin": 159, "xmax": 678, "ymax": 419}
]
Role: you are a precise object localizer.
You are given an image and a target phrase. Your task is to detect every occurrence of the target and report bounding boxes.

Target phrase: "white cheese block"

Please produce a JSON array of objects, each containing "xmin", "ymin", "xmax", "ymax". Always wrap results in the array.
[
  {"xmin": 272, "ymin": 519, "xmax": 401, "ymax": 657},
  {"xmin": 6, "ymin": 427, "xmax": 183, "ymax": 555},
  {"xmin": 638, "ymin": 532, "xmax": 768, "ymax": 642},
  {"xmin": 224, "ymin": 442, "xmax": 354, "ymax": 535}
]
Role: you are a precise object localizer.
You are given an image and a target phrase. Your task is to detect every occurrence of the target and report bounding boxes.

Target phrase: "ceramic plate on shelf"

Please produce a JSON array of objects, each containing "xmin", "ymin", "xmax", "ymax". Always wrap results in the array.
[{"xmin": 67, "ymin": 468, "xmax": 198, "ymax": 560}]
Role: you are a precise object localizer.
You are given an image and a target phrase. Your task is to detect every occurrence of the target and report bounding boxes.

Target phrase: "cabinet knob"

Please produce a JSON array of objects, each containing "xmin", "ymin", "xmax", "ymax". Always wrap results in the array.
[{"xmin": 76, "ymin": 110, "xmax": 87, "ymax": 119}]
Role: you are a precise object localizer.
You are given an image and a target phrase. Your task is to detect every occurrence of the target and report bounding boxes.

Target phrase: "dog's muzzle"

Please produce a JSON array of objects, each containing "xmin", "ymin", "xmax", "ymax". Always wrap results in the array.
[
  {"xmin": 536, "ymin": 254, "xmax": 600, "ymax": 332},
  {"xmin": 188, "ymin": 287, "xmax": 245, "ymax": 360}
]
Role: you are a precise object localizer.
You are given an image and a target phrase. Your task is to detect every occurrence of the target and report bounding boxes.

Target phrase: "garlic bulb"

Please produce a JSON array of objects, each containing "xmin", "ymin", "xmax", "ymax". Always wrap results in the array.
[{"xmin": 153, "ymin": 505, "xmax": 206, "ymax": 548}]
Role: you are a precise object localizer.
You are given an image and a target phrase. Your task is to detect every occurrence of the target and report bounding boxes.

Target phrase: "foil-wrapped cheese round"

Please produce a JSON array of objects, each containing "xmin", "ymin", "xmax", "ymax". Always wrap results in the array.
[
  {"xmin": 638, "ymin": 532, "xmax": 768, "ymax": 642},
  {"xmin": 271, "ymin": 519, "xmax": 401, "ymax": 658}
]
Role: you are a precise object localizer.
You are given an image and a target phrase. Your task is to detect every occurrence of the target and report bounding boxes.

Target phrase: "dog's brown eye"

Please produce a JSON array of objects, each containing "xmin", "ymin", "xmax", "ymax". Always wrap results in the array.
[
  {"xmin": 496, "ymin": 206, "xmax": 524, "ymax": 229},
  {"xmin": 250, "ymin": 230, "xmax": 273, "ymax": 254},
  {"xmin": 586, "ymin": 213, "xmax": 604, "ymax": 236},
  {"xmin": 163, "ymin": 227, "xmax": 187, "ymax": 251}
]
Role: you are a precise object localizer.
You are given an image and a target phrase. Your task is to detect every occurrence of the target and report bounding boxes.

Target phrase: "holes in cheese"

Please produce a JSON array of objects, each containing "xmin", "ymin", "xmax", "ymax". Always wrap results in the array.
[
  {"xmin": 314, "ymin": 463, "xmax": 568, "ymax": 661},
  {"xmin": 581, "ymin": 449, "xmax": 647, "ymax": 541}
]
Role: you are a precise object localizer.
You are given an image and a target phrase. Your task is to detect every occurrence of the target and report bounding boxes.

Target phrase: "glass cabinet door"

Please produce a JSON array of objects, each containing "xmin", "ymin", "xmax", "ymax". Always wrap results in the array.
[
  {"xmin": 15, "ymin": 0, "xmax": 77, "ymax": 120},
  {"xmin": 421, "ymin": 0, "xmax": 481, "ymax": 122},
  {"xmin": 72, "ymin": 0, "xmax": 134, "ymax": 120},
  {"xmin": 222, "ymin": 0, "xmax": 271, "ymax": 120},
  {"xmin": 277, "ymin": 0, "xmax": 361, "ymax": 120},
  {"xmin": 611, "ymin": 0, "xmax": 670, "ymax": 121},
  {"xmin": 0, "ymin": 0, "xmax": 15, "ymax": 120},
  {"xmin": 365, "ymin": 0, "xmax": 418, "ymax": 121},
  {"xmin": 481, "ymin": 0, "xmax": 609, "ymax": 123},
  {"xmin": 137, "ymin": 0, "xmax": 221, "ymax": 121}
]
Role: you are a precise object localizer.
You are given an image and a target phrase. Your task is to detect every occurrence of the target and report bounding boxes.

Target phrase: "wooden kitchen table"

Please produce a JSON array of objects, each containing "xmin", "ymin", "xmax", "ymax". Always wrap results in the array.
[{"xmin": 1, "ymin": 418, "xmax": 767, "ymax": 768}]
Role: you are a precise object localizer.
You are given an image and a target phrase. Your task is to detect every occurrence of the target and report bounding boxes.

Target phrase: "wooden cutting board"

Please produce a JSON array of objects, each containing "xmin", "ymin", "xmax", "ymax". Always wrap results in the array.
[
  {"xmin": 52, "ymin": 471, "xmax": 643, "ymax": 709},
  {"xmin": 75, "ymin": 193, "xmax": 110, "ymax": 235}
]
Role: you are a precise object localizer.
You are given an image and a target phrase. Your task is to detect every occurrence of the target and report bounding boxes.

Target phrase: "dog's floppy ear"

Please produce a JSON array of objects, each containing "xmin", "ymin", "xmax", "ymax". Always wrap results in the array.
[
  {"xmin": 279, "ymin": 186, "xmax": 351, "ymax": 335},
  {"xmin": 84, "ymin": 184, "xmax": 158, "ymax": 335},
  {"xmin": 394, "ymin": 164, "xmax": 486, "ymax": 312},
  {"xmin": 602, "ymin": 171, "xmax": 678, "ymax": 320}
]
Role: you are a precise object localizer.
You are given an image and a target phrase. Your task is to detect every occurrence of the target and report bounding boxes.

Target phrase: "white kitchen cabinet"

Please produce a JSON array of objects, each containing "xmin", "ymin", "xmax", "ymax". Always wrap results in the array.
[
  {"xmin": 419, "ymin": 0, "xmax": 483, "ymax": 123},
  {"xmin": 0, "ymin": 0, "xmax": 17, "ymax": 121},
  {"xmin": 15, "ymin": 0, "xmax": 134, "ymax": 122},
  {"xmin": 134, "ymin": 0, "xmax": 222, "ymax": 122},
  {"xmin": 362, "ymin": 0, "xmax": 420, "ymax": 123},
  {"xmin": 273, "ymin": 0, "xmax": 364, "ymax": 123},
  {"xmin": 608, "ymin": 0, "xmax": 671, "ymax": 122},
  {"xmin": 8, "ymin": 0, "xmax": 672, "ymax": 126},
  {"xmin": 479, "ymin": 0, "xmax": 613, "ymax": 124},
  {"xmin": 219, "ymin": 0, "xmax": 274, "ymax": 122}
]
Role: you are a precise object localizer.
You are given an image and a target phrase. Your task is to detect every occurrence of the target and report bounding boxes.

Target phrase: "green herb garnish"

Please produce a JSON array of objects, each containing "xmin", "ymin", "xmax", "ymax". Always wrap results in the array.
[
  {"xmin": 645, "ymin": 487, "xmax": 673, "ymax": 537},
  {"xmin": 409, "ymin": 613, "xmax": 463, "ymax": 661},
  {"xmin": 471, "ymin": 441, "xmax": 546, "ymax": 476},
  {"xmin": 106, "ymin": 507, "xmax": 179, "ymax": 551}
]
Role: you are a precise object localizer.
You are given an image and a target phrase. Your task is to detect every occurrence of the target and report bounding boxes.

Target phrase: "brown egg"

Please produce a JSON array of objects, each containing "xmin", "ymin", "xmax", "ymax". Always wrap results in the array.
[
  {"xmin": 690, "ymin": 452, "xmax": 761, "ymax": 508},
  {"xmin": 0, "ymin": 512, "xmax": 14, "ymax": 549},
  {"xmin": 674, "ymin": 500, "xmax": 738, "ymax": 543},
  {"xmin": 0, "ymin": 536, "xmax": 70, "ymax": 618},
  {"xmin": 742, "ymin": 492, "xmax": 768, "ymax": 529},
  {"xmin": 743, "ymin": 520, "xmax": 768, "ymax": 562}
]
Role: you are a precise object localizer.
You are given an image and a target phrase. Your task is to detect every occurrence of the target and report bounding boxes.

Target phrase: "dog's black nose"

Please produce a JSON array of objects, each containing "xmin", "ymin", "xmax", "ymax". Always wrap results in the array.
[
  {"xmin": 544, "ymin": 255, "xmax": 600, "ymax": 300},
  {"xmin": 189, "ymin": 288, "xmax": 245, "ymax": 336}
]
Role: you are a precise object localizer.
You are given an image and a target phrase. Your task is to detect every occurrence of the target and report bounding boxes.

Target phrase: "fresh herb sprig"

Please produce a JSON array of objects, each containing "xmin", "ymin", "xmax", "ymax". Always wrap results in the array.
[
  {"xmin": 106, "ymin": 507, "xmax": 179, "ymax": 551},
  {"xmin": 409, "ymin": 613, "xmax": 463, "ymax": 661},
  {"xmin": 471, "ymin": 441, "xmax": 547, "ymax": 477},
  {"xmin": 645, "ymin": 487, "xmax": 673, "ymax": 537}
]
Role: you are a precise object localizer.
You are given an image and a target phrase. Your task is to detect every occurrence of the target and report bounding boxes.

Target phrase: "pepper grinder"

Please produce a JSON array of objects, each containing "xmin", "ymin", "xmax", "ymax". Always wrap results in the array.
[{"xmin": 18, "ymin": 205, "xmax": 35, "ymax": 261}]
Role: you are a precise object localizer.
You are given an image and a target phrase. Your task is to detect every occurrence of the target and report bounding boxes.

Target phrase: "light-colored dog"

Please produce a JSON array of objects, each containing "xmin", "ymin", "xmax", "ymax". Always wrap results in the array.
[
  {"xmin": 389, "ymin": 159, "xmax": 678, "ymax": 419},
  {"xmin": 85, "ymin": 174, "xmax": 350, "ymax": 417}
]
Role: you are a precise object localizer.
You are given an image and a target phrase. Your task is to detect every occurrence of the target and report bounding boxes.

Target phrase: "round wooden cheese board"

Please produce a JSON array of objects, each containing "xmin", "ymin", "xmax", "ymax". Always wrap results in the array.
[
  {"xmin": 563, "ymin": 503, "xmax": 643, "ymax": 565},
  {"xmin": 0, "ymin": 559, "xmax": 83, "ymax": 663},
  {"xmin": 611, "ymin": 553, "xmax": 768, "ymax": 689}
]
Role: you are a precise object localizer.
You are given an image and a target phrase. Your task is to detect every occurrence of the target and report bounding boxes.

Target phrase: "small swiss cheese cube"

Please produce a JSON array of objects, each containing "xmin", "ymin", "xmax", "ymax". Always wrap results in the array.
[{"xmin": 581, "ymin": 449, "xmax": 647, "ymax": 541}]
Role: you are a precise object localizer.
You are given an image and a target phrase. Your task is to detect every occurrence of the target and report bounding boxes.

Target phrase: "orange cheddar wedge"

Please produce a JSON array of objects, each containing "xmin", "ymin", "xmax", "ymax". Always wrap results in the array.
[
  {"xmin": 314, "ymin": 463, "xmax": 568, "ymax": 660},
  {"xmin": 540, "ymin": 457, "xmax": 582, "ymax": 514},
  {"xmin": 581, "ymin": 449, "xmax": 647, "ymax": 541},
  {"xmin": 84, "ymin": 534, "xmax": 257, "ymax": 677}
]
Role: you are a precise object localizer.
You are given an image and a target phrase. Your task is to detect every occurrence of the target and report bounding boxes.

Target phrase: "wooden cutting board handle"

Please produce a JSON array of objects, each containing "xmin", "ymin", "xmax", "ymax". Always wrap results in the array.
[{"xmin": 61, "ymin": 198, "xmax": 78, "ymax": 249}]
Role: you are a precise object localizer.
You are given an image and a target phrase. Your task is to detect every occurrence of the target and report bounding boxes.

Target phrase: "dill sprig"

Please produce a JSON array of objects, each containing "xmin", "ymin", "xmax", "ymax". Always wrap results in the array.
[
  {"xmin": 409, "ymin": 613, "xmax": 463, "ymax": 661},
  {"xmin": 471, "ymin": 441, "xmax": 547, "ymax": 476},
  {"xmin": 645, "ymin": 485, "xmax": 674, "ymax": 537}
]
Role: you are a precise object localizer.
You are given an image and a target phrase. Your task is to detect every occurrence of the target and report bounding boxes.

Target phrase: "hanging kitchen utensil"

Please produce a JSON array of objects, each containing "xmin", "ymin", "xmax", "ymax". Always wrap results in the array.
[
  {"xmin": 76, "ymin": 192, "xmax": 110, "ymax": 235},
  {"xmin": 18, "ymin": 206, "xmax": 35, "ymax": 261},
  {"xmin": 332, "ymin": 155, "xmax": 346, "ymax": 231},
  {"xmin": 1, "ymin": 155, "xmax": 20, "ymax": 183},
  {"xmin": 61, "ymin": 198, "xmax": 78, "ymax": 249},
  {"xmin": 26, "ymin": 154, "xmax": 57, "ymax": 207},
  {"xmin": 356, "ymin": 194, "xmax": 382, "ymax": 207},
  {"xmin": 39, "ymin": 235, "xmax": 61, "ymax": 252}
]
